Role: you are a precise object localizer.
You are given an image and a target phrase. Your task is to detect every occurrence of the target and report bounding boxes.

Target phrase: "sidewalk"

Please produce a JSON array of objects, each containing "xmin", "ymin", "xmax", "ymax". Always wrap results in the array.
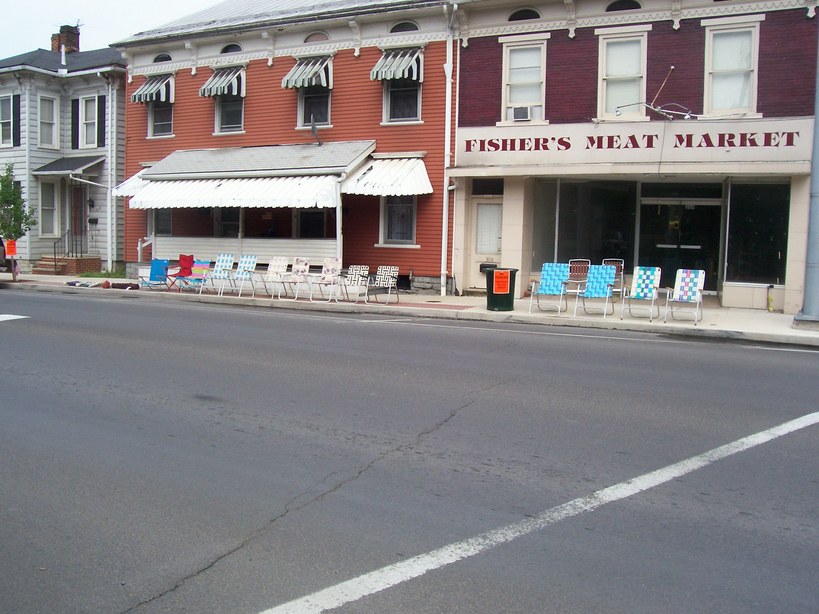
[{"xmin": 2, "ymin": 272, "xmax": 818, "ymax": 348}]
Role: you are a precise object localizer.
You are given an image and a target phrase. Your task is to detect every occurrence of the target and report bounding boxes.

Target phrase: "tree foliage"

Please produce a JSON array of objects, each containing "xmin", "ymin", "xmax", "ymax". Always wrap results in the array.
[{"xmin": 0, "ymin": 163, "xmax": 36, "ymax": 241}]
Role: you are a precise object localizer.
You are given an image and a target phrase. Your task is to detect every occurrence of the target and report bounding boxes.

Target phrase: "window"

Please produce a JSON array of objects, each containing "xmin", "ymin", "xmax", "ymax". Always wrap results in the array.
[
  {"xmin": 217, "ymin": 94, "xmax": 243, "ymax": 132},
  {"xmin": 79, "ymin": 96, "xmax": 98, "ymax": 147},
  {"xmin": 727, "ymin": 184, "xmax": 789, "ymax": 284},
  {"xmin": 606, "ymin": 0, "xmax": 641, "ymax": 10},
  {"xmin": 301, "ymin": 85, "xmax": 330, "ymax": 126},
  {"xmin": 39, "ymin": 181, "xmax": 58, "ymax": 237},
  {"xmin": 381, "ymin": 195, "xmax": 416, "ymax": 244},
  {"xmin": 371, "ymin": 48, "xmax": 423, "ymax": 124},
  {"xmin": 153, "ymin": 53, "xmax": 172, "ymax": 63},
  {"xmin": 0, "ymin": 94, "xmax": 14, "ymax": 147},
  {"xmin": 597, "ymin": 27, "xmax": 649, "ymax": 119},
  {"xmin": 221, "ymin": 44, "xmax": 242, "ymax": 54},
  {"xmin": 150, "ymin": 100, "xmax": 173, "ymax": 136},
  {"xmin": 390, "ymin": 22, "xmax": 419, "ymax": 33},
  {"xmin": 38, "ymin": 97, "xmax": 58, "ymax": 148},
  {"xmin": 704, "ymin": 17, "xmax": 762, "ymax": 116},
  {"xmin": 501, "ymin": 35, "xmax": 548, "ymax": 122},
  {"xmin": 154, "ymin": 209, "xmax": 172, "ymax": 236},
  {"xmin": 304, "ymin": 32, "xmax": 329, "ymax": 43},
  {"xmin": 509, "ymin": 9, "xmax": 540, "ymax": 21}
]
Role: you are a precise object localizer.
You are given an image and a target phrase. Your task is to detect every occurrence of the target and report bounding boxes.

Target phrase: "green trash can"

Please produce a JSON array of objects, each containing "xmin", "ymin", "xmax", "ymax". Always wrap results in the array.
[{"xmin": 484, "ymin": 265, "xmax": 518, "ymax": 311}]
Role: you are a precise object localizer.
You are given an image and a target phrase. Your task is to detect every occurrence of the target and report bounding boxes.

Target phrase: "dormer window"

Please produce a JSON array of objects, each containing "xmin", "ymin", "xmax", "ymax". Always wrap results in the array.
[
  {"xmin": 606, "ymin": 1, "xmax": 641, "ymax": 10},
  {"xmin": 509, "ymin": 9, "xmax": 541, "ymax": 21},
  {"xmin": 390, "ymin": 22, "xmax": 419, "ymax": 33}
]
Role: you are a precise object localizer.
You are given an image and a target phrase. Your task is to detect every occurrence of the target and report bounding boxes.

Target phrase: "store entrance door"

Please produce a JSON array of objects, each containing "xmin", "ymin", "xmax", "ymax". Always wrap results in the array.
[{"xmin": 639, "ymin": 200, "xmax": 721, "ymax": 291}]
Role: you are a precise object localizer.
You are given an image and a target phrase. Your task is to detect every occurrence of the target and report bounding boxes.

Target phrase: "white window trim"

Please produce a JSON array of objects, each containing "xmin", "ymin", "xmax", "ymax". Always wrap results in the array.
[
  {"xmin": 498, "ymin": 34, "xmax": 550, "ymax": 126},
  {"xmin": 596, "ymin": 27, "xmax": 650, "ymax": 122},
  {"xmin": 298, "ymin": 87, "xmax": 332, "ymax": 128},
  {"xmin": 148, "ymin": 100, "xmax": 174, "ymax": 139},
  {"xmin": 702, "ymin": 17, "xmax": 763, "ymax": 119},
  {"xmin": 378, "ymin": 195, "xmax": 418, "ymax": 246},
  {"xmin": 79, "ymin": 95, "xmax": 98, "ymax": 148},
  {"xmin": 0, "ymin": 94, "xmax": 13, "ymax": 148},
  {"xmin": 38, "ymin": 95, "xmax": 58, "ymax": 149},
  {"xmin": 382, "ymin": 79, "xmax": 422, "ymax": 124},
  {"xmin": 38, "ymin": 181, "xmax": 60, "ymax": 238},
  {"xmin": 214, "ymin": 95, "xmax": 245, "ymax": 135}
]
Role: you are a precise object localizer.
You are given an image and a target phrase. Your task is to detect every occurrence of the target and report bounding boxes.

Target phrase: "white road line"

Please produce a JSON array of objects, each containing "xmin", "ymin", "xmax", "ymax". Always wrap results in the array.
[
  {"xmin": 0, "ymin": 314, "xmax": 29, "ymax": 322},
  {"xmin": 262, "ymin": 411, "xmax": 819, "ymax": 614}
]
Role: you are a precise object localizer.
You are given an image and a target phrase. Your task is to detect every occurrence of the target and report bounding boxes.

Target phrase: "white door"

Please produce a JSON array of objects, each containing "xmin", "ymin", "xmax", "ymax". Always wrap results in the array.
[{"xmin": 470, "ymin": 202, "xmax": 502, "ymax": 289}]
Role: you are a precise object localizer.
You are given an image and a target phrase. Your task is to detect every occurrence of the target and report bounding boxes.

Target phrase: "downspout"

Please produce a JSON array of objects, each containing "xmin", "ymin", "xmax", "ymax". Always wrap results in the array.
[
  {"xmin": 106, "ymin": 75, "xmax": 115, "ymax": 271},
  {"xmin": 796, "ymin": 26, "xmax": 819, "ymax": 323},
  {"xmin": 441, "ymin": 3, "xmax": 457, "ymax": 296},
  {"xmin": 336, "ymin": 173, "xmax": 345, "ymax": 262}
]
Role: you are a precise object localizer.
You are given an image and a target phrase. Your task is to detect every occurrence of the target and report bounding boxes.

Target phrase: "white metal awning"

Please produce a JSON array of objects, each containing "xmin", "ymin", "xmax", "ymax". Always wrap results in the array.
[
  {"xmin": 131, "ymin": 74, "xmax": 175, "ymax": 103},
  {"xmin": 342, "ymin": 157, "xmax": 432, "ymax": 196},
  {"xmin": 370, "ymin": 48, "xmax": 424, "ymax": 81},
  {"xmin": 113, "ymin": 170, "xmax": 148, "ymax": 196},
  {"xmin": 199, "ymin": 66, "xmax": 245, "ymax": 97},
  {"xmin": 281, "ymin": 56, "xmax": 333, "ymax": 89},
  {"xmin": 126, "ymin": 176, "xmax": 338, "ymax": 209}
]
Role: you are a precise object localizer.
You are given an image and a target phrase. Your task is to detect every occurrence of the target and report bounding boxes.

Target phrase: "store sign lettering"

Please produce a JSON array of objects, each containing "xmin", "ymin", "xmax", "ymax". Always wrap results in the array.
[{"xmin": 464, "ymin": 131, "xmax": 800, "ymax": 153}]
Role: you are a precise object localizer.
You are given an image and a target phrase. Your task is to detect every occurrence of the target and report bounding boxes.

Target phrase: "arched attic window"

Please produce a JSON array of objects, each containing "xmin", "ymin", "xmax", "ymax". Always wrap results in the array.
[
  {"xmin": 390, "ymin": 21, "xmax": 419, "ymax": 33},
  {"xmin": 606, "ymin": 0, "xmax": 641, "ymax": 10},
  {"xmin": 153, "ymin": 53, "xmax": 172, "ymax": 63},
  {"xmin": 509, "ymin": 8, "xmax": 541, "ymax": 21},
  {"xmin": 304, "ymin": 31, "xmax": 329, "ymax": 43},
  {"xmin": 221, "ymin": 43, "xmax": 242, "ymax": 54}
]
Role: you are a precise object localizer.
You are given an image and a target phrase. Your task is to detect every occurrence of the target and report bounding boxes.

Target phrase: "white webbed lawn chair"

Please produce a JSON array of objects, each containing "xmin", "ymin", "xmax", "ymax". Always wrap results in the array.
[
  {"xmin": 255, "ymin": 256, "xmax": 288, "ymax": 298},
  {"xmin": 368, "ymin": 265, "xmax": 400, "ymax": 303},
  {"xmin": 310, "ymin": 257, "xmax": 342, "ymax": 302},
  {"xmin": 233, "ymin": 254, "xmax": 257, "ymax": 298},
  {"xmin": 621, "ymin": 266, "xmax": 662, "ymax": 322},
  {"xmin": 664, "ymin": 268, "xmax": 706, "ymax": 325},
  {"xmin": 199, "ymin": 253, "xmax": 234, "ymax": 296},
  {"xmin": 282, "ymin": 257, "xmax": 310, "ymax": 300},
  {"xmin": 528, "ymin": 262, "xmax": 569, "ymax": 314},
  {"xmin": 339, "ymin": 265, "xmax": 369, "ymax": 303},
  {"xmin": 573, "ymin": 264, "xmax": 616, "ymax": 318}
]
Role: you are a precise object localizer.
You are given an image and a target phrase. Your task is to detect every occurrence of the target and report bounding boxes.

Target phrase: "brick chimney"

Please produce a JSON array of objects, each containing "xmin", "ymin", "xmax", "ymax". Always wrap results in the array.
[{"xmin": 51, "ymin": 25, "xmax": 80, "ymax": 54}]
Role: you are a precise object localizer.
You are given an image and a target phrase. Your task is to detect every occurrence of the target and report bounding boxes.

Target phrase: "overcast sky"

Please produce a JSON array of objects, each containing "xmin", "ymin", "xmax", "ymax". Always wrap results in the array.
[{"xmin": 0, "ymin": 0, "xmax": 219, "ymax": 58}]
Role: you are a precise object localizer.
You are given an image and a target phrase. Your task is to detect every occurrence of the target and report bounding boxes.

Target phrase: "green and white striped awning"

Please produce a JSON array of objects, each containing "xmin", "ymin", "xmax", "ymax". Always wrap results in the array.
[
  {"xmin": 281, "ymin": 56, "xmax": 333, "ymax": 89},
  {"xmin": 131, "ymin": 74, "xmax": 175, "ymax": 103},
  {"xmin": 370, "ymin": 48, "xmax": 423, "ymax": 81},
  {"xmin": 199, "ymin": 66, "xmax": 245, "ymax": 97}
]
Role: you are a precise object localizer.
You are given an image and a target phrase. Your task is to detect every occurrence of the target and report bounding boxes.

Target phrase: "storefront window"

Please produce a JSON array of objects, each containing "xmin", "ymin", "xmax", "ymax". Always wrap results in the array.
[{"xmin": 727, "ymin": 184, "xmax": 789, "ymax": 285}]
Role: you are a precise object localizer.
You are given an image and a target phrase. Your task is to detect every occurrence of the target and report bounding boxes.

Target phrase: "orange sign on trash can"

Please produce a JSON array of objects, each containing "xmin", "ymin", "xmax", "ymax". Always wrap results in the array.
[
  {"xmin": 4, "ymin": 239, "xmax": 16, "ymax": 256},
  {"xmin": 493, "ymin": 269, "xmax": 511, "ymax": 294}
]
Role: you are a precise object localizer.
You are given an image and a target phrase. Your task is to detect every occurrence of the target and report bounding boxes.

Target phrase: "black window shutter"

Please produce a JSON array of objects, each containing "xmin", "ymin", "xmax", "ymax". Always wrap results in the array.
[
  {"xmin": 12, "ymin": 95, "xmax": 20, "ymax": 147},
  {"xmin": 96, "ymin": 95, "xmax": 106, "ymax": 147},
  {"xmin": 71, "ymin": 98, "xmax": 79, "ymax": 149}
]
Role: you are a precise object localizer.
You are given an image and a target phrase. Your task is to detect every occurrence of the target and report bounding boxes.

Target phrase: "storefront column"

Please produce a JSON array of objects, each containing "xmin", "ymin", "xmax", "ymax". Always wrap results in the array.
[
  {"xmin": 786, "ymin": 176, "xmax": 811, "ymax": 315},
  {"xmin": 501, "ymin": 176, "xmax": 530, "ymax": 298}
]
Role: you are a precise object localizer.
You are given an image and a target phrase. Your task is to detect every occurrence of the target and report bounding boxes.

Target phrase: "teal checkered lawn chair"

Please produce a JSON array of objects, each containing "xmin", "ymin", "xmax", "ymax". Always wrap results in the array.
[
  {"xmin": 199, "ymin": 253, "xmax": 234, "ymax": 296},
  {"xmin": 573, "ymin": 264, "xmax": 616, "ymax": 317},
  {"xmin": 233, "ymin": 254, "xmax": 257, "ymax": 298},
  {"xmin": 621, "ymin": 266, "xmax": 662, "ymax": 322},
  {"xmin": 529, "ymin": 262, "xmax": 570, "ymax": 314},
  {"xmin": 664, "ymin": 268, "xmax": 706, "ymax": 325}
]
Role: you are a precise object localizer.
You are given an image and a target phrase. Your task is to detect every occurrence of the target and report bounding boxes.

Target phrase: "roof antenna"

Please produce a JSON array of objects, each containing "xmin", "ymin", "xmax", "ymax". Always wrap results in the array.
[{"xmin": 310, "ymin": 115, "xmax": 322, "ymax": 146}]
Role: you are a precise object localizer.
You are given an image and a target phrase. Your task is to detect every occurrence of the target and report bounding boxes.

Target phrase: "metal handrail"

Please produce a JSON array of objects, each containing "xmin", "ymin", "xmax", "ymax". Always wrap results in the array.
[{"xmin": 51, "ymin": 229, "xmax": 86, "ymax": 272}]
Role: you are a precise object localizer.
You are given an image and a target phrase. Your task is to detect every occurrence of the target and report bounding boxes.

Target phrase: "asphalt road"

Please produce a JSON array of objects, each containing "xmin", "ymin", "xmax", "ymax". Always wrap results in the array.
[{"xmin": 1, "ymin": 290, "xmax": 817, "ymax": 614}]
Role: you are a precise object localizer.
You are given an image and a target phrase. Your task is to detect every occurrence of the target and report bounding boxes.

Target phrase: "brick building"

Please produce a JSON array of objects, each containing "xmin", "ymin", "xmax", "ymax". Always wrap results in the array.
[
  {"xmin": 449, "ymin": 0, "xmax": 817, "ymax": 313},
  {"xmin": 115, "ymin": 0, "xmax": 459, "ymax": 293}
]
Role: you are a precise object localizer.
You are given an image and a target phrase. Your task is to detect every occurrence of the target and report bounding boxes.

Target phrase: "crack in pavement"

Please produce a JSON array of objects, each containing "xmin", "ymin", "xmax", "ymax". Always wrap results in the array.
[{"xmin": 121, "ymin": 377, "xmax": 516, "ymax": 613}]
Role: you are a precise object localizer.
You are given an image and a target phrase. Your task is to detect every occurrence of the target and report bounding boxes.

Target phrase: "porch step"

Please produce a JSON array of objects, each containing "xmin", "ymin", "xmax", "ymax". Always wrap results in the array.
[{"xmin": 33, "ymin": 257, "xmax": 68, "ymax": 275}]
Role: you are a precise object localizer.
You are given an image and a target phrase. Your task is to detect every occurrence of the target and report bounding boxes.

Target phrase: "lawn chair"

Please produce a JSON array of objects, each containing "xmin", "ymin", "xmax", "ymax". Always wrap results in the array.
[
  {"xmin": 310, "ymin": 257, "xmax": 341, "ymax": 302},
  {"xmin": 664, "ymin": 269, "xmax": 706, "ymax": 325},
  {"xmin": 138, "ymin": 258, "xmax": 170, "ymax": 290},
  {"xmin": 368, "ymin": 265, "xmax": 399, "ymax": 303},
  {"xmin": 565, "ymin": 258, "xmax": 591, "ymax": 300},
  {"xmin": 255, "ymin": 256, "xmax": 289, "ymax": 298},
  {"xmin": 233, "ymin": 254, "xmax": 257, "ymax": 298},
  {"xmin": 602, "ymin": 258, "xmax": 625, "ymax": 302},
  {"xmin": 183, "ymin": 260, "xmax": 210, "ymax": 292},
  {"xmin": 621, "ymin": 266, "xmax": 662, "ymax": 322},
  {"xmin": 339, "ymin": 265, "xmax": 369, "ymax": 303},
  {"xmin": 199, "ymin": 253, "xmax": 234, "ymax": 296},
  {"xmin": 167, "ymin": 254, "xmax": 194, "ymax": 291},
  {"xmin": 282, "ymin": 257, "xmax": 310, "ymax": 300},
  {"xmin": 528, "ymin": 262, "xmax": 569, "ymax": 314},
  {"xmin": 573, "ymin": 264, "xmax": 616, "ymax": 318}
]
